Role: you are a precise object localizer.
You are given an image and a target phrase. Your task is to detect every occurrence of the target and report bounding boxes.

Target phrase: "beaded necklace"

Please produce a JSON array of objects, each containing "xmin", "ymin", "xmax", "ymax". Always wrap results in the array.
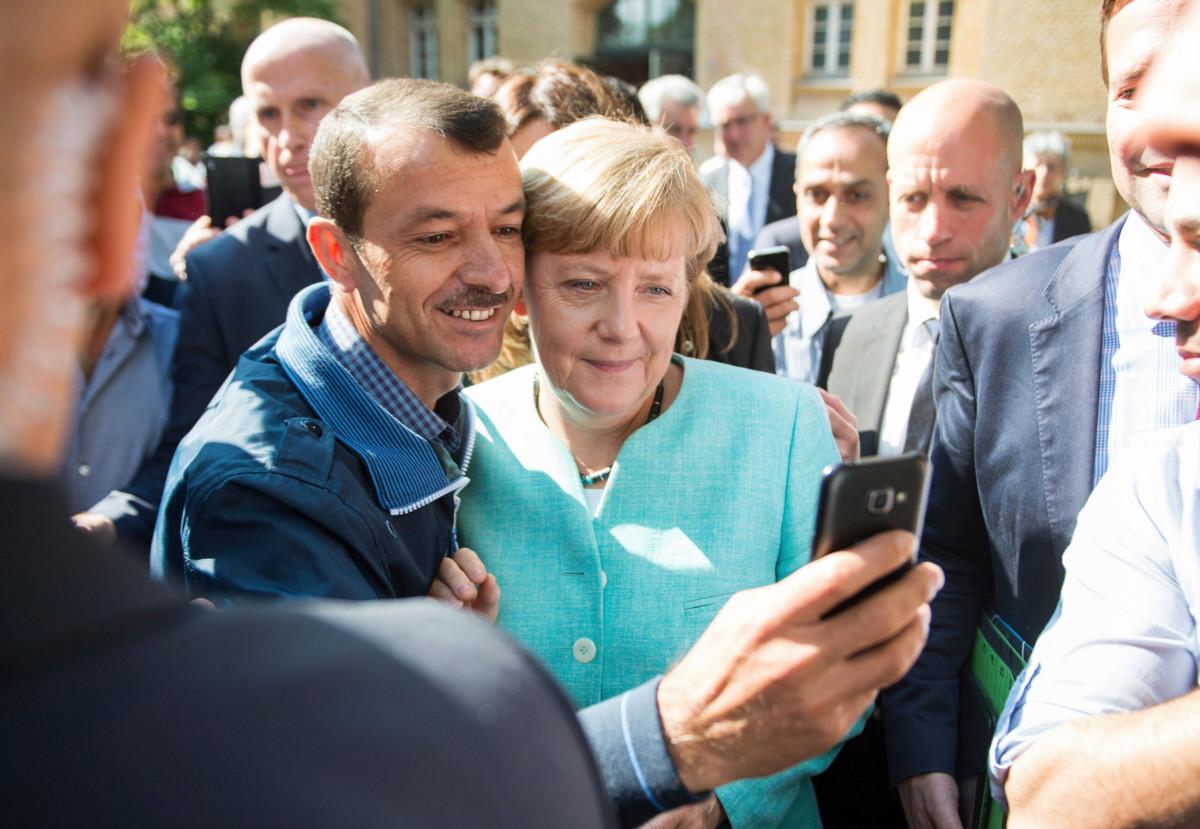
[{"xmin": 533, "ymin": 375, "xmax": 665, "ymax": 487}]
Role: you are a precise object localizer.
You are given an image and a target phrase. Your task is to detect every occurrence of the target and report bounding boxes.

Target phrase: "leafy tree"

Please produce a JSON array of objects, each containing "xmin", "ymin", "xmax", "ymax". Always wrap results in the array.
[{"xmin": 124, "ymin": 0, "xmax": 343, "ymax": 143}]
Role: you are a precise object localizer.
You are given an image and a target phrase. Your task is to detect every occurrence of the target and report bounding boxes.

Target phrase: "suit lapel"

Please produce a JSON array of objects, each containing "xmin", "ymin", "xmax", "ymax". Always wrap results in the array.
[
  {"xmin": 1028, "ymin": 217, "xmax": 1123, "ymax": 545},
  {"xmin": 766, "ymin": 152, "xmax": 795, "ymax": 225},
  {"xmin": 263, "ymin": 196, "xmax": 322, "ymax": 307},
  {"xmin": 832, "ymin": 294, "xmax": 907, "ymax": 446}
]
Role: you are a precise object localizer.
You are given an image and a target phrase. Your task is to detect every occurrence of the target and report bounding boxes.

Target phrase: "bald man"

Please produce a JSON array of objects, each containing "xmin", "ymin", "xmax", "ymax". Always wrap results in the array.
[
  {"xmin": 811, "ymin": 80, "xmax": 1029, "ymax": 828},
  {"xmin": 821, "ymin": 80, "xmax": 1031, "ymax": 458},
  {"xmin": 883, "ymin": 3, "xmax": 1198, "ymax": 827},
  {"xmin": 78, "ymin": 18, "xmax": 370, "ymax": 547}
]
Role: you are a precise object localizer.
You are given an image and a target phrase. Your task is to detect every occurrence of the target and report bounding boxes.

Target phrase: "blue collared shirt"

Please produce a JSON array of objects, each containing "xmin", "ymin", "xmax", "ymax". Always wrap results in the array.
[
  {"xmin": 63, "ymin": 297, "xmax": 178, "ymax": 513},
  {"xmin": 773, "ymin": 253, "xmax": 907, "ymax": 384},
  {"xmin": 1094, "ymin": 212, "xmax": 1199, "ymax": 484},
  {"xmin": 317, "ymin": 295, "xmax": 461, "ymax": 455}
]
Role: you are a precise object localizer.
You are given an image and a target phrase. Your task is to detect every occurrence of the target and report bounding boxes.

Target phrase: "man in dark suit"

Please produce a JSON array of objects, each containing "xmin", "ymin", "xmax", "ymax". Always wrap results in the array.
[
  {"xmin": 995, "ymin": 10, "xmax": 1200, "ymax": 822},
  {"xmin": 700, "ymin": 73, "xmax": 797, "ymax": 285},
  {"xmin": 884, "ymin": 1, "xmax": 1198, "ymax": 826},
  {"xmin": 75, "ymin": 18, "xmax": 369, "ymax": 547},
  {"xmin": 0, "ymin": 12, "xmax": 940, "ymax": 820},
  {"xmin": 1021, "ymin": 130, "xmax": 1092, "ymax": 252},
  {"xmin": 819, "ymin": 80, "xmax": 1031, "ymax": 459}
]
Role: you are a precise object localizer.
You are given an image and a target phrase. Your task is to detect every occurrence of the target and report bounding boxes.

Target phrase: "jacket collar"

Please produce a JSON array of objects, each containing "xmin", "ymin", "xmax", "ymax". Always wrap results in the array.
[
  {"xmin": 275, "ymin": 283, "xmax": 474, "ymax": 515},
  {"xmin": 1043, "ymin": 212, "xmax": 1127, "ymax": 314}
]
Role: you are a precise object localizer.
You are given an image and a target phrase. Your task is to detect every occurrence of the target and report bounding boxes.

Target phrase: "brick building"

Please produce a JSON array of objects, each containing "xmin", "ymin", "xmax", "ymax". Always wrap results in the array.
[{"xmin": 333, "ymin": 0, "xmax": 1120, "ymax": 223}]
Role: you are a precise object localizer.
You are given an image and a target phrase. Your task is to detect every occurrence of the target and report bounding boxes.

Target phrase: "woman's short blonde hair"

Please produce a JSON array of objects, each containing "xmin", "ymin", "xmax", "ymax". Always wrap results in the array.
[
  {"xmin": 520, "ymin": 117, "xmax": 721, "ymax": 278},
  {"xmin": 474, "ymin": 117, "xmax": 731, "ymax": 382}
]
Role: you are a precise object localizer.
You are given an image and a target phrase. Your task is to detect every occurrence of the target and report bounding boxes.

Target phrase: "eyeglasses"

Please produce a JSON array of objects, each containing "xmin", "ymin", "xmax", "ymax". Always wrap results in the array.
[{"xmin": 716, "ymin": 112, "xmax": 761, "ymax": 131}]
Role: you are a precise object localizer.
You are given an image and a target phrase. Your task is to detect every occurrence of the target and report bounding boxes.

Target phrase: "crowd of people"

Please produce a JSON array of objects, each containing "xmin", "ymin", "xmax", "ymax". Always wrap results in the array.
[{"xmin": 4, "ymin": 0, "xmax": 1199, "ymax": 826}]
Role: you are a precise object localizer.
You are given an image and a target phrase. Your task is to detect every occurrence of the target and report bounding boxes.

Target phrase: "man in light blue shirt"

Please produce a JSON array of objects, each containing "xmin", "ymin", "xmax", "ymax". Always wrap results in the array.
[
  {"xmin": 64, "ymin": 294, "xmax": 177, "ymax": 515},
  {"xmin": 766, "ymin": 111, "xmax": 905, "ymax": 385}
]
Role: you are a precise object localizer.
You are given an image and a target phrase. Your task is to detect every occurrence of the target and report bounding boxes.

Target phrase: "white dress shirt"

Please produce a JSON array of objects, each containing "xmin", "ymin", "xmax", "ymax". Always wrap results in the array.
[
  {"xmin": 877, "ymin": 280, "xmax": 941, "ymax": 456},
  {"xmin": 989, "ymin": 421, "xmax": 1200, "ymax": 806},
  {"xmin": 726, "ymin": 143, "xmax": 775, "ymax": 276}
]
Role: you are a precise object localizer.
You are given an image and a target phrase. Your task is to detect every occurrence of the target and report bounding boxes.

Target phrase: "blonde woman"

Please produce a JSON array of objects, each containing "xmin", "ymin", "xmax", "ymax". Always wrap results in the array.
[{"xmin": 459, "ymin": 118, "xmax": 850, "ymax": 828}]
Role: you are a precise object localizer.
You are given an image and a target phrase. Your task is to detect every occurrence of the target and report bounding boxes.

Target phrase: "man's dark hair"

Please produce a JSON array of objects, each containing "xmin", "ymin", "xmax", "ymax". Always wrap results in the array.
[
  {"xmin": 838, "ymin": 89, "xmax": 903, "ymax": 114},
  {"xmin": 1099, "ymin": 0, "xmax": 1137, "ymax": 87},
  {"xmin": 496, "ymin": 59, "xmax": 644, "ymax": 137},
  {"xmin": 310, "ymin": 78, "xmax": 507, "ymax": 239},
  {"xmin": 601, "ymin": 75, "xmax": 650, "ymax": 126}
]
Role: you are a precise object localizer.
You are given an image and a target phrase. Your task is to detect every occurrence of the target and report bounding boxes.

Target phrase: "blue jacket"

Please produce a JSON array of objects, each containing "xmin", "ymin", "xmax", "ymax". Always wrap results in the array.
[{"xmin": 151, "ymin": 284, "xmax": 474, "ymax": 601}]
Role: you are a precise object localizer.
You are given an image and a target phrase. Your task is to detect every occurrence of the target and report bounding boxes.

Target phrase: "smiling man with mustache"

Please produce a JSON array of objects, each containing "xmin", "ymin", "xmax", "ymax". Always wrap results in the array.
[
  {"xmin": 883, "ymin": 2, "xmax": 1198, "ymax": 827},
  {"xmin": 152, "ymin": 80, "xmax": 525, "ymax": 603}
]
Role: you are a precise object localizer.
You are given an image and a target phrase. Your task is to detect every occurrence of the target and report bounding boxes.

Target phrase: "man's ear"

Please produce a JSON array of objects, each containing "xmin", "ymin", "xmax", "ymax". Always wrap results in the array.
[
  {"xmin": 307, "ymin": 217, "xmax": 360, "ymax": 293},
  {"xmin": 87, "ymin": 55, "xmax": 165, "ymax": 301},
  {"xmin": 1011, "ymin": 169, "xmax": 1036, "ymax": 221}
]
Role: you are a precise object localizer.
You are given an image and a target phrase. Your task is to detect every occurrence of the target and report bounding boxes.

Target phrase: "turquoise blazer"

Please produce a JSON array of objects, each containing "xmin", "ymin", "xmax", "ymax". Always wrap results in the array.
[{"xmin": 461, "ymin": 357, "xmax": 844, "ymax": 828}]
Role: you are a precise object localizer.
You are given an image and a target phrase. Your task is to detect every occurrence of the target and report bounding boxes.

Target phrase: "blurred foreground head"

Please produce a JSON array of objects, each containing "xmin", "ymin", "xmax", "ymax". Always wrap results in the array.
[
  {"xmin": 0, "ymin": 0, "xmax": 162, "ymax": 475},
  {"xmin": 1141, "ymin": 0, "xmax": 1200, "ymax": 383}
]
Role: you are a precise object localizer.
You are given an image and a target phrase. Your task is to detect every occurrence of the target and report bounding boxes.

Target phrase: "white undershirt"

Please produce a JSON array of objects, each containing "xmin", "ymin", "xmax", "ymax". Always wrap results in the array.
[
  {"xmin": 583, "ymin": 486, "xmax": 604, "ymax": 517},
  {"xmin": 877, "ymin": 281, "xmax": 941, "ymax": 456}
]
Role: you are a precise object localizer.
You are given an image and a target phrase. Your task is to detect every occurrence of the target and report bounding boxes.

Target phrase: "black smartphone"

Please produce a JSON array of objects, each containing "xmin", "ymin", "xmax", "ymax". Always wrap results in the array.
[
  {"xmin": 747, "ymin": 245, "xmax": 790, "ymax": 294},
  {"xmin": 811, "ymin": 452, "xmax": 931, "ymax": 616},
  {"xmin": 204, "ymin": 155, "xmax": 268, "ymax": 227}
]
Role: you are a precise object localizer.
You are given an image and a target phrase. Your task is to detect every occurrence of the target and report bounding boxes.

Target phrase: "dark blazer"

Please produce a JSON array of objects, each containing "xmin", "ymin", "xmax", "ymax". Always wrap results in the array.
[
  {"xmin": 93, "ymin": 194, "xmax": 323, "ymax": 545},
  {"xmin": 1052, "ymin": 198, "xmax": 1093, "ymax": 244},
  {"xmin": 703, "ymin": 148, "xmax": 798, "ymax": 284},
  {"xmin": 819, "ymin": 292, "xmax": 909, "ymax": 457},
  {"xmin": 705, "ymin": 288, "xmax": 775, "ymax": 373},
  {"xmin": 4, "ymin": 477, "xmax": 707, "ymax": 827},
  {"xmin": 752, "ymin": 216, "xmax": 809, "ymax": 273},
  {"xmin": 882, "ymin": 218, "xmax": 1124, "ymax": 784}
]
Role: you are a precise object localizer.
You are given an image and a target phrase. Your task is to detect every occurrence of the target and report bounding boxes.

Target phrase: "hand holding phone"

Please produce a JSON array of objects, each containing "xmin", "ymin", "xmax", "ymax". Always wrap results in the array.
[
  {"xmin": 204, "ymin": 155, "xmax": 271, "ymax": 228},
  {"xmin": 746, "ymin": 245, "xmax": 791, "ymax": 295},
  {"xmin": 811, "ymin": 453, "xmax": 931, "ymax": 616}
]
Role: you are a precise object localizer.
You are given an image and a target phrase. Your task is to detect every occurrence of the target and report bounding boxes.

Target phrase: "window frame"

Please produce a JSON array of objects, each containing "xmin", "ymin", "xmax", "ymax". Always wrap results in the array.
[
  {"xmin": 807, "ymin": 0, "xmax": 854, "ymax": 79},
  {"xmin": 904, "ymin": 0, "xmax": 954, "ymax": 75},
  {"xmin": 467, "ymin": 0, "xmax": 498, "ymax": 64},
  {"xmin": 409, "ymin": 2, "xmax": 439, "ymax": 80}
]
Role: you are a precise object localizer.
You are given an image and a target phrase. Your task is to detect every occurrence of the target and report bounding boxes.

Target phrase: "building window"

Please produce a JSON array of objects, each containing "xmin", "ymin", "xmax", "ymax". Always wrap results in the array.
[
  {"xmin": 410, "ymin": 3, "xmax": 439, "ymax": 79},
  {"xmin": 595, "ymin": 0, "xmax": 695, "ymax": 85},
  {"xmin": 468, "ymin": 0, "xmax": 497, "ymax": 64},
  {"xmin": 905, "ymin": 0, "xmax": 953, "ymax": 74},
  {"xmin": 809, "ymin": 2, "xmax": 853, "ymax": 77}
]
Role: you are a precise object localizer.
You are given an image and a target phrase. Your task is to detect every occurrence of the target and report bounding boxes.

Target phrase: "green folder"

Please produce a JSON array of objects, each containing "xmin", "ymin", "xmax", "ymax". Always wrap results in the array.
[{"xmin": 962, "ymin": 612, "xmax": 1032, "ymax": 829}]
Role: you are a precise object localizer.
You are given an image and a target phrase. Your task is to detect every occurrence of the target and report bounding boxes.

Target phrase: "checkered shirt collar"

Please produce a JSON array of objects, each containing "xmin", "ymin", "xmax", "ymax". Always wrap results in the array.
[{"xmin": 317, "ymin": 293, "xmax": 461, "ymax": 453}]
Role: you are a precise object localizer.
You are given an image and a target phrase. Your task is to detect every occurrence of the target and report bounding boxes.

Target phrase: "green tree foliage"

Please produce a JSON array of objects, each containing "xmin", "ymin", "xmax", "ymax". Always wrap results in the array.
[{"xmin": 124, "ymin": 0, "xmax": 342, "ymax": 143}]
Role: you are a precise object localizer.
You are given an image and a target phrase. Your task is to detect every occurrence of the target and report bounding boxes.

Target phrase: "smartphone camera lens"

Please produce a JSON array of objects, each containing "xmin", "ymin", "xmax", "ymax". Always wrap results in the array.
[{"xmin": 867, "ymin": 488, "xmax": 895, "ymax": 514}]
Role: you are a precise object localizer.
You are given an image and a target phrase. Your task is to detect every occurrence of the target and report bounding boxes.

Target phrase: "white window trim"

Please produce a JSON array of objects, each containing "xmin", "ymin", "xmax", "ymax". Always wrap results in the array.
[
  {"xmin": 410, "ymin": 3, "xmax": 439, "ymax": 80},
  {"xmin": 906, "ymin": 0, "xmax": 953, "ymax": 75},
  {"xmin": 468, "ymin": 0, "xmax": 497, "ymax": 64},
  {"xmin": 807, "ymin": 0, "xmax": 853, "ymax": 78}
]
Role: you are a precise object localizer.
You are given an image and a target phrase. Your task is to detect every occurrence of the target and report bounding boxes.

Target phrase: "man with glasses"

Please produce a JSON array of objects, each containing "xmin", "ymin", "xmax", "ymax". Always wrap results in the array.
[{"xmin": 701, "ymin": 73, "xmax": 796, "ymax": 284}]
